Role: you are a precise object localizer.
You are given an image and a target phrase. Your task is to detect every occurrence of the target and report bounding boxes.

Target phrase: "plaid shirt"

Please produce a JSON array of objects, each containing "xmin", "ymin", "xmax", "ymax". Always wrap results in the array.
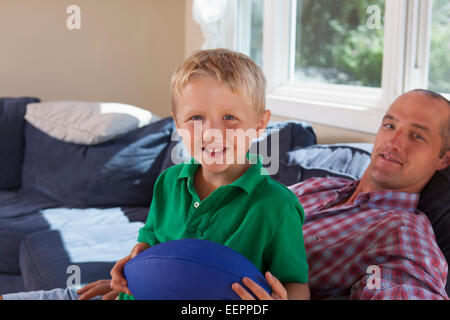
[{"xmin": 289, "ymin": 177, "xmax": 448, "ymax": 300}]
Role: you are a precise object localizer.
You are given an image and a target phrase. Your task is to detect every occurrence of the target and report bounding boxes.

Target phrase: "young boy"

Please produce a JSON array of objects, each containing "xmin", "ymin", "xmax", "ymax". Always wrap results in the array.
[{"xmin": 110, "ymin": 48, "xmax": 309, "ymax": 300}]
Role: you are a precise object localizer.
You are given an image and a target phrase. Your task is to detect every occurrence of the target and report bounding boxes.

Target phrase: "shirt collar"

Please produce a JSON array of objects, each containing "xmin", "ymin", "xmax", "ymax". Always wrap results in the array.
[
  {"xmin": 337, "ymin": 180, "xmax": 420, "ymax": 213},
  {"xmin": 177, "ymin": 153, "xmax": 268, "ymax": 195}
]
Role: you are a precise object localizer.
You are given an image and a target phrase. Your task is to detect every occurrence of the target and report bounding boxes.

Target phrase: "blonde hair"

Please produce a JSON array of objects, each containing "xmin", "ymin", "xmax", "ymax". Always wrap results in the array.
[{"xmin": 170, "ymin": 48, "xmax": 266, "ymax": 116}]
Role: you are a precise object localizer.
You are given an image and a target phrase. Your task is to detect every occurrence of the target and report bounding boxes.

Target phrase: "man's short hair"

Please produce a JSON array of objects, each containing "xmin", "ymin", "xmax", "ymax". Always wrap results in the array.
[
  {"xmin": 410, "ymin": 89, "xmax": 450, "ymax": 158},
  {"xmin": 170, "ymin": 48, "xmax": 266, "ymax": 116}
]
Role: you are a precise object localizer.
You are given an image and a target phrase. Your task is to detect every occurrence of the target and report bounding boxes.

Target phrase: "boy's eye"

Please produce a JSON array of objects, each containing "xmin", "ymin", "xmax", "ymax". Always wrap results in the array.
[
  {"xmin": 382, "ymin": 123, "xmax": 394, "ymax": 130},
  {"xmin": 224, "ymin": 115, "xmax": 235, "ymax": 120},
  {"xmin": 191, "ymin": 115, "xmax": 202, "ymax": 121}
]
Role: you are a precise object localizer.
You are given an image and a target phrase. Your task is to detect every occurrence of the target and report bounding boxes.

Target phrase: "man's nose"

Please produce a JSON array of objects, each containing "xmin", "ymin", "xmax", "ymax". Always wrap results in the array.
[{"xmin": 386, "ymin": 129, "xmax": 405, "ymax": 150}]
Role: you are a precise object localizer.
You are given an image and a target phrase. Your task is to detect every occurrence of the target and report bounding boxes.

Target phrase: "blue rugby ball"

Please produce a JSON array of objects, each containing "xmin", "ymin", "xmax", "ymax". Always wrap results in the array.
[{"xmin": 124, "ymin": 239, "xmax": 271, "ymax": 300}]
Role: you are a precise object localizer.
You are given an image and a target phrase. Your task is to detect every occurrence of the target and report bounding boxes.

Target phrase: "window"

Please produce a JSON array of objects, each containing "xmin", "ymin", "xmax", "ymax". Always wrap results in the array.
[
  {"xmin": 428, "ymin": 0, "xmax": 450, "ymax": 93},
  {"xmin": 293, "ymin": 0, "xmax": 385, "ymax": 88},
  {"xmin": 225, "ymin": 0, "xmax": 449, "ymax": 133},
  {"xmin": 236, "ymin": 0, "xmax": 264, "ymax": 66}
]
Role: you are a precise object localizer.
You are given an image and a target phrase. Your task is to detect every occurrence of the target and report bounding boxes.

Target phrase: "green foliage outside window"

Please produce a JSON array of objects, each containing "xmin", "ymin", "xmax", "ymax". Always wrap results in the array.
[
  {"xmin": 295, "ymin": 0, "xmax": 385, "ymax": 87},
  {"xmin": 428, "ymin": 0, "xmax": 450, "ymax": 93}
]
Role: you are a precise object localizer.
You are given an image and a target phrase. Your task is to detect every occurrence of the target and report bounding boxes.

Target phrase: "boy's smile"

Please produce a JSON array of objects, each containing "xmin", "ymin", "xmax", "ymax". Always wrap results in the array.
[{"xmin": 171, "ymin": 76, "xmax": 270, "ymax": 184}]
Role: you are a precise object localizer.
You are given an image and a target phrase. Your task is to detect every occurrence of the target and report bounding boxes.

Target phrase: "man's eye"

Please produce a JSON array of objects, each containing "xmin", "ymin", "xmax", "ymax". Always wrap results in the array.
[
  {"xmin": 224, "ymin": 115, "xmax": 235, "ymax": 120},
  {"xmin": 383, "ymin": 123, "xmax": 394, "ymax": 129},
  {"xmin": 413, "ymin": 133, "xmax": 424, "ymax": 141}
]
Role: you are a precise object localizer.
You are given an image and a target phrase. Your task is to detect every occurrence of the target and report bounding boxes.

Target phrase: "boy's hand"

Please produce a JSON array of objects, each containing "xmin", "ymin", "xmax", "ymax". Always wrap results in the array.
[
  {"xmin": 77, "ymin": 280, "xmax": 118, "ymax": 300},
  {"xmin": 232, "ymin": 271, "xmax": 287, "ymax": 300},
  {"xmin": 110, "ymin": 242, "xmax": 150, "ymax": 295}
]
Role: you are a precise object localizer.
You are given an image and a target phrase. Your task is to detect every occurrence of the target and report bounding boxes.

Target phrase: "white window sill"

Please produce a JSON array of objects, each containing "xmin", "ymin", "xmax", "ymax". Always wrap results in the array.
[{"xmin": 266, "ymin": 83, "xmax": 387, "ymax": 134}]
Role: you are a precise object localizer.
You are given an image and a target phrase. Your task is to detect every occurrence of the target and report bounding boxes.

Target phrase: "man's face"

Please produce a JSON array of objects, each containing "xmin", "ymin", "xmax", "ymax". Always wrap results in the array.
[{"xmin": 368, "ymin": 92, "xmax": 449, "ymax": 193}]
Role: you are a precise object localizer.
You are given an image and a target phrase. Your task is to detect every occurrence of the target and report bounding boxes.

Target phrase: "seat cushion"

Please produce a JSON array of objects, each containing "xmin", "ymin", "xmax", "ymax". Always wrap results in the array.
[
  {"xmin": 0, "ymin": 189, "xmax": 61, "ymax": 274},
  {"xmin": 0, "ymin": 97, "xmax": 40, "ymax": 190},
  {"xmin": 19, "ymin": 207, "xmax": 146, "ymax": 291},
  {"xmin": 0, "ymin": 274, "xmax": 26, "ymax": 295}
]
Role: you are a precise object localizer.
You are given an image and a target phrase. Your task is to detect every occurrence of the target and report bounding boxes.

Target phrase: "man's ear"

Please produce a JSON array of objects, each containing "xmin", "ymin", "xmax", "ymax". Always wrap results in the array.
[{"xmin": 437, "ymin": 150, "xmax": 450, "ymax": 171}]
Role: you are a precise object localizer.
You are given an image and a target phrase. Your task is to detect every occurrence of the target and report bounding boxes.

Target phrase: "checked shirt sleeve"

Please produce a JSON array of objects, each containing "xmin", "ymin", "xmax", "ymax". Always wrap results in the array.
[{"xmin": 350, "ymin": 220, "xmax": 448, "ymax": 300}]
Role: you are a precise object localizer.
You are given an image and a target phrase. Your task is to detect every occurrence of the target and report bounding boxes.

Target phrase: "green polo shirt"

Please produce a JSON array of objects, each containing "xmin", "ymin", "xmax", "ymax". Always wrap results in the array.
[{"xmin": 120, "ymin": 155, "xmax": 308, "ymax": 300}]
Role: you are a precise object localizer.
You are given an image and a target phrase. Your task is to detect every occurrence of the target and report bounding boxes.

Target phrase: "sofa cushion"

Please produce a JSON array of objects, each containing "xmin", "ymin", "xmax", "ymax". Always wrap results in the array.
[
  {"xmin": 275, "ymin": 143, "xmax": 373, "ymax": 186},
  {"xmin": 19, "ymin": 207, "xmax": 145, "ymax": 291},
  {"xmin": 0, "ymin": 274, "xmax": 25, "ymax": 295},
  {"xmin": 0, "ymin": 97, "xmax": 40, "ymax": 190},
  {"xmin": 25, "ymin": 101, "xmax": 157, "ymax": 145},
  {"xmin": 280, "ymin": 143, "xmax": 450, "ymax": 295},
  {"xmin": 21, "ymin": 117, "xmax": 174, "ymax": 207},
  {"xmin": 0, "ymin": 189, "xmax": 61, "ymax": 273}
]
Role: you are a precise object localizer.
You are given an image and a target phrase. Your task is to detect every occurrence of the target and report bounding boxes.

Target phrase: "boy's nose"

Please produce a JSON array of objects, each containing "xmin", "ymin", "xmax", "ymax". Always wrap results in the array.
[
  {"xmin": 201, "ymin": 120, "xmax": 225, "ymax": 143},
  {"xmin": 202, "ymin": 128, "xmax": 224, "ymax": 144}
]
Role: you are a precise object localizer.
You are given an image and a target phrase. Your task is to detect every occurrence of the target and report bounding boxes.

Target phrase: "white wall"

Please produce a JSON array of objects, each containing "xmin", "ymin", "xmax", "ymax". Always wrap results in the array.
[{"xmin": 0, "ymin": 0, "xmax": 186, "ymax": 117}]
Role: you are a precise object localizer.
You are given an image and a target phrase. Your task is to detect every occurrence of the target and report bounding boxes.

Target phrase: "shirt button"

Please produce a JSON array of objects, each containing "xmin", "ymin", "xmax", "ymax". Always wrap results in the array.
[{"xmin": 193, "ymin": 201, "xmax": 200, "ymax": 208}]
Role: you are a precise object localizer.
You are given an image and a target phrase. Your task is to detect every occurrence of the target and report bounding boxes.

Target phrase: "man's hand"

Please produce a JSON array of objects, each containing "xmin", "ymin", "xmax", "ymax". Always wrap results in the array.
[
  {"xmin": 110, "ymin": 242, "xmax": 150, "ymax": 295},
  {"xmin": 232, "ymin": 271, "xmax": 288, "ymax": 300},
  {"xmin": 77, "ymin": 280, "xmax": 118, "ymax": 300}
]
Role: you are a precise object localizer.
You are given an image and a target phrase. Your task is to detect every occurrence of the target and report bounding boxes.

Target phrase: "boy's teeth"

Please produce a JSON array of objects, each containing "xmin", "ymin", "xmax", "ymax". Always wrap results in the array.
[{"xmin": 205, "ymin": 147, "xmax": 224, "ymax": 153}]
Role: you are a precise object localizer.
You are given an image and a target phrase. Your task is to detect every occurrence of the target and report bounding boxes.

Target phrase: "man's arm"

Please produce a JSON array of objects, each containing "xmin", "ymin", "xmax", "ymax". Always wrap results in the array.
[
  {"xmin": 350, "ymin": 224, "xmax": 448, "ymax": 300},
  {"xmin": 285, "ymin": 282, "xmax": 310, "ymax": 300}
]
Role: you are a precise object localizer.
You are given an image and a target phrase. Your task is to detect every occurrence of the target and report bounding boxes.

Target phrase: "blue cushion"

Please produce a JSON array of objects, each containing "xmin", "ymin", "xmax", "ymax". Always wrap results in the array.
[
  {"xmin": 19, "ymin": 207, "xmax": 146, "ymax": 291},
  {"xmin": 0, "ymin": 188, "xmax": 62, "ymax": 273},
  {"xmin": 0, "ymin": 274, "xmax": 25, "ymax": 295},
  {"xmin": 275, "ymin": 143, "xmax": 373, "ymax": 186},
  {"xmin": 19, "ymin": 229, "xmax": 115, "ymax": 291},
  {"xmin": 21, "ymin": 117, "xmax": 174, "ymax": 207},
  {"xmin": 0, "ymin": 97, "xmax": 40, "ymax": 190}
]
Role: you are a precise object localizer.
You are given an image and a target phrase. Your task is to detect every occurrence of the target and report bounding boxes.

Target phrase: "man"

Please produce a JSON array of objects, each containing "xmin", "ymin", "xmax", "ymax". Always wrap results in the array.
[
  {"xmin": 283, "ymin": 89, "xmax": 450, "ymax": 300},
  {"xmin": 230, "ymin": 88, "xmax": 449, "ymax": 300},
  {"xmin": 2, "ymin": 89, "xmax": 449, "ymax": 300}
]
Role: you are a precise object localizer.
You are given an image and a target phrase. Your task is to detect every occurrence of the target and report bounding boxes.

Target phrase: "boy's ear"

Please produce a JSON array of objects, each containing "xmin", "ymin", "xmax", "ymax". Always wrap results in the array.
[
  {"xmin": 170, "ymin": 112, "xmax": 179, "ymax": 129},
  {"xmin": 255, "ymin": 109, "xmax": 271, "ymax": 138}
]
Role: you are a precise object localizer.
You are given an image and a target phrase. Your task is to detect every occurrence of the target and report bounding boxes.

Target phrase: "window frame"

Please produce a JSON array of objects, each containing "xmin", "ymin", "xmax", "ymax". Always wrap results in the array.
[{"xmin": 222, "ymin": 0, "xmax": 445, "ymax": 134}]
